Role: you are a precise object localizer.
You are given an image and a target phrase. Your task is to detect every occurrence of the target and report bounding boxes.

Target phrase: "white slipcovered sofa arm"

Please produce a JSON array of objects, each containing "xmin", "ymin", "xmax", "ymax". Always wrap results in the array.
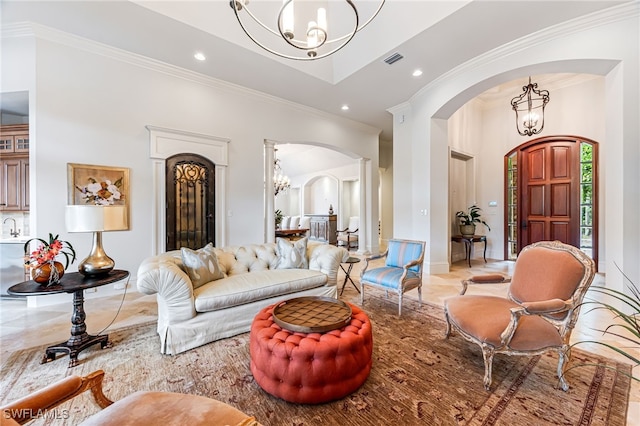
[
  {"xmin": 137, "ymin": 253, "xmax": 197, "ymax": 324},
  {"xmin": 307, "ymin": 243, "xmax": 349, "ymax": 286}
]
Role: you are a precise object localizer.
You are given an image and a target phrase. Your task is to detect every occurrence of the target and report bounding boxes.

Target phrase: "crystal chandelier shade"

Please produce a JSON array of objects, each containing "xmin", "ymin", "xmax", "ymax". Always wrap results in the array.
[{"xmin": 274, "ymin": 151, "xmax": 290, "ymax": 196}]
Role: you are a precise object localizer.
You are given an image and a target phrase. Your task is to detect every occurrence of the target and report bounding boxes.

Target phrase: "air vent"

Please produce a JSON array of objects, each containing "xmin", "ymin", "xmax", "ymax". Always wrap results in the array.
[{"xmin": 383, "ymin": 52, "xmax": 404, "ymax": 65}]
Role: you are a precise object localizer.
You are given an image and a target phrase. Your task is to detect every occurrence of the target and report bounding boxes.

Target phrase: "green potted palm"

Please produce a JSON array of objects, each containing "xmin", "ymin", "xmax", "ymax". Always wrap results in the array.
[
  {"xmin": 572, "ymin": 267, "xmax": 639, "ymax": 381},
  {"xmin": 455, "ymin": 205, "xmax": 491, "ymax": 237},
  {"xmin": 275, "ymin": 209, "xmax": 284, "ymax": 229}
]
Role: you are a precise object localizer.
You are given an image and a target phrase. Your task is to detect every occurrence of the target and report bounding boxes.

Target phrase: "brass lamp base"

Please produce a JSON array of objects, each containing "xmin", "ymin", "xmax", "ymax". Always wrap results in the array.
[{"xmin": 78, "ymin": 231, "xmax": 115, "ymax": 277}]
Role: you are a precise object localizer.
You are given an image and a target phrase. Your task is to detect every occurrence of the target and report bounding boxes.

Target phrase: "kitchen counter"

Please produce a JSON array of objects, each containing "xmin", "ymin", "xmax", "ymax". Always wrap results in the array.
[
  {"xmin": 0, "ymin": 237, "xmax": 30, "ymax": 244},
  {"xmin": 0, "ymin": 238, "xmax": 29, "ymax": 296}
]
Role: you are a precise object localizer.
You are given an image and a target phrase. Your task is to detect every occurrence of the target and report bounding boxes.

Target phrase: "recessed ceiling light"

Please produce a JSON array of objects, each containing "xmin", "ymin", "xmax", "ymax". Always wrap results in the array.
[
  {"xmin": 412, "ymin": 69, "xmax": 423, "ymax": 77},
  {"xmin": 341, "ymin": 105, "xmax": 350, "ymax": 111},
  {"xmin": 194, "ymin": 52, "xmax": 206, "ymax": 61}
]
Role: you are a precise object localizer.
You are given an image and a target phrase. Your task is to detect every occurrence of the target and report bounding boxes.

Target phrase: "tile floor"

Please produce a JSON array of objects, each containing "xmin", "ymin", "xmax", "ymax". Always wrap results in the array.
[{"xmin": 0, "ymin": 257, "xmax": 637, "ymax": 424}]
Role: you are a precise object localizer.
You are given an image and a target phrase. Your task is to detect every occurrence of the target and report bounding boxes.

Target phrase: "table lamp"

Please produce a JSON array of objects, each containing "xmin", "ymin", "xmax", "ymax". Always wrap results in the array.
[{"xmin": 65, "ymin": 205, "xmax": 128, "ymax": 276}]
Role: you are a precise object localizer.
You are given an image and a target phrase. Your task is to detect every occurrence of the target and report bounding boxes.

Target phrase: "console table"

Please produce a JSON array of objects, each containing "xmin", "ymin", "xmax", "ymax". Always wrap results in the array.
[
  {"xmin": 7, "ymin": 269, "xmax": 130, "ymax": 367},
  {"xmin": 308, "ymin": 214, "xmax": 337, "ymax": 245},
  {"xmin": 451, "ymin": 235, "xmax": 487, "ymax": 267}
]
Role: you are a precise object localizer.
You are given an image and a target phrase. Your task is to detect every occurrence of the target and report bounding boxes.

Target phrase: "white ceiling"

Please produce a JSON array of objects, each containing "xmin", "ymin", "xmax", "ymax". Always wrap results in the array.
[
  {"xmin": 2, "ymin": 1, "xmax": 626, "ymax": 137},
  {"xmin": 0, "ymin": 1, "xmax": 627, "ymax": 175}
]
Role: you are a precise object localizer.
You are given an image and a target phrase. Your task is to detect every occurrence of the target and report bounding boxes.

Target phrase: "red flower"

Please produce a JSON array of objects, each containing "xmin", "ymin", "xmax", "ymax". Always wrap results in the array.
[{"xmin": 24, "ymin": 234, "xmax": 76, "ymax": 270}]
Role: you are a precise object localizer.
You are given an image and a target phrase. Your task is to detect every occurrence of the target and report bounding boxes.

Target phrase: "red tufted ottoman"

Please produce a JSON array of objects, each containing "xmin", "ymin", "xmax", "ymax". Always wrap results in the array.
[{"xmin": 250, "ymin": 301, "xmax": 373, "ymax": 404}]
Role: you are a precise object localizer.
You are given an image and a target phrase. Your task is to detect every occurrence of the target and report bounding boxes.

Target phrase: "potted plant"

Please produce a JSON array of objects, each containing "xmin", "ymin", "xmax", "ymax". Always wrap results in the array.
[
  {"xmin": 275, "ymin": 209, "xmax": 284, "ymax": 229},
  {"xmin": 455, "ymin": 205, "xmax": 491, "ymax": 237},
  {"xmin": 571, "ymin": 266, "xmax": 639, "ymax": 382}
]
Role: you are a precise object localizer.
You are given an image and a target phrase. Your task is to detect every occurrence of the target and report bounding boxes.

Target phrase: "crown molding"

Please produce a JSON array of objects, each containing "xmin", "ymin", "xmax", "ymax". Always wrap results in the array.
[
  {"xmin": 1, "ymin": 22, "xmax": 381, "ymax": 137},
  {"xmin": 412, "ymin": 2, "xmax": 639, "ymax": 102},
  {"xmin": 1, "ymin": 22, "xmax": 35, "ymax": 39}
]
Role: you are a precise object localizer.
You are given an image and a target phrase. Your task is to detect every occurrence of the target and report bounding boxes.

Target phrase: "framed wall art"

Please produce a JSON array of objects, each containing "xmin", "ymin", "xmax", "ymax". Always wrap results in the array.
[{"xmin": 67, "ymin": 163, "xmax": 130, "ymax": 208}]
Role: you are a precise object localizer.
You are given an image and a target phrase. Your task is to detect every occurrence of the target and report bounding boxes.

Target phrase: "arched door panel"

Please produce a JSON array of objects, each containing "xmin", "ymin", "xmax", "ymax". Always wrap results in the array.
[{"xmin": 166, "ymin": 154, "xmax": 215, "ymax": 250}]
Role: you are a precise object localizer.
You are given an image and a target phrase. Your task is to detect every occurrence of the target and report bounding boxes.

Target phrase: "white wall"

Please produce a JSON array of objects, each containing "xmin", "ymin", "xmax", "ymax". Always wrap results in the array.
[
  {"xmin": 379, "ymin": 140, "xmax": 393, "ymax": 243},
  {"xmin": 1, "ymin": 27, "xmax": 380, "ymax": 293},
  {"xmin": 306, "ymin": 176, "xmax": 338, "ymax": 215},
  {"xmin": 392, "ymin": 5, "xmax": 639, "ymax": 292}
]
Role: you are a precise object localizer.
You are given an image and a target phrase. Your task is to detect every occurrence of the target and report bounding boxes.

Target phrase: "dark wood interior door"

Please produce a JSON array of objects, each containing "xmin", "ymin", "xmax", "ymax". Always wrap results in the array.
[
  {"xmin": 166, "ymin": 154, "xmax": 215, "ymax": 251},
  {"xmin": 520, "ymin": 140, "xmax": 580, "ymax": 250}
]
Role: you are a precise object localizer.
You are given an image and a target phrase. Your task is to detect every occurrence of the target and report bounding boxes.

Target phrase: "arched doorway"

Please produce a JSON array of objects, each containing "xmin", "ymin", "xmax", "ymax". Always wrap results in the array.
[
  {"xmin": 166, "ymin": 154, "xmax": 216, "ymax": 250},
  {"xmin": 264, "ymin": 141, "xmax": 373, "ymax": 254},
  {"xmin": 504, "ymin": 135, "xmax": 598, "ymax": 266}
]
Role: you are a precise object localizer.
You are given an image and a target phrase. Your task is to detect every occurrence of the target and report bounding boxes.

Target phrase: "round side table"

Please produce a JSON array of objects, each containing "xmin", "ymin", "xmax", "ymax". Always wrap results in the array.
[{"xmin": 339, "ymin": 256, "xmax": 361, "ymax": 295}]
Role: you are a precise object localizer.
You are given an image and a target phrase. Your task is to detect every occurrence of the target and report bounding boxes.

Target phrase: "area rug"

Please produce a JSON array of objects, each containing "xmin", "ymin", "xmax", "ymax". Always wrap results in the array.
[{"xmin": 0, "ymin": 290, "xmax": 631, "ymax": 426}]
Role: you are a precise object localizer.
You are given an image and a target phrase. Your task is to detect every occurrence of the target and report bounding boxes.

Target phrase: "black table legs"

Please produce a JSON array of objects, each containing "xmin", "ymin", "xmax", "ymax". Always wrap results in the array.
[
  {"xmin": 41, "ymin": 289, "xmax": 110, "ymax": 368},
  {"xmin": 340, "ymin": 262, "xmax": 360, "ymax": 295}
]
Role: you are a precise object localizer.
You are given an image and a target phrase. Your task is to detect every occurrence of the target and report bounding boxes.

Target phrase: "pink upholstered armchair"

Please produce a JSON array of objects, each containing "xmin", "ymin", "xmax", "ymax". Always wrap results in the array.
[
  {"xmin": 444, "ymin": 240, "xmax": 596, "ymax": 391},
  {"xmin": 0, "ymin": 370, "xmax": 259, "ymax": 426},
  {"xmin": 360, "ymin": 238, "xmax": 425, "ymax": 315}
]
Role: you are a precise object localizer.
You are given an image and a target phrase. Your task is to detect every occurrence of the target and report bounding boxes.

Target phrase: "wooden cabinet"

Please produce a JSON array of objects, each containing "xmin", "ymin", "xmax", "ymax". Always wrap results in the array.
[
  {"xmin": 0, "ymin": 124, "xmax": 29, "ymax": 154},
  {"xmin": 0, "ymin": 125, "xmax": 29, "ymax": 211},
  {"xmin": 308, "ymin": 214, "xmax": 337, "ymax": 245},
  {"xmin": 0, "ymin": 157, "xmax": 29, "ymax": 211}
]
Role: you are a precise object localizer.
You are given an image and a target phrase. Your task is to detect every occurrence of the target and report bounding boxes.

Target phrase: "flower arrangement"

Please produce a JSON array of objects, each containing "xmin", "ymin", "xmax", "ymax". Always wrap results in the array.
[
  {"xmin": 24, "ymin": 233, "xmax": 77, "ymax": 271},
  {"xmin": 76, "ymin": 177, "xmax": 123, "ymax": 205}
]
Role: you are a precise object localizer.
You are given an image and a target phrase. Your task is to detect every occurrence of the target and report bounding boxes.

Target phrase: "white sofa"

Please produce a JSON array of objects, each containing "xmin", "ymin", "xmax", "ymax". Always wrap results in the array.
[{"xmin": 137, "ymin": 241, "xmax": 349, "ymax": 355}]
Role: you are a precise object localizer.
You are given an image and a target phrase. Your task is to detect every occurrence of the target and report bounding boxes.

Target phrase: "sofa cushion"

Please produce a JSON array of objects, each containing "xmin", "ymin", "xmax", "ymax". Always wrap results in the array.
[
  {"xmin": 180, "ymin": 243, "xmax": 224, "ymax": 289},
  {"xmin": 275, "ymin": 237, "xmax": 308, "ymax": 269},
  {"xmin": 194, "ymin": 269, "xmax": 327, "ymax": 312}
]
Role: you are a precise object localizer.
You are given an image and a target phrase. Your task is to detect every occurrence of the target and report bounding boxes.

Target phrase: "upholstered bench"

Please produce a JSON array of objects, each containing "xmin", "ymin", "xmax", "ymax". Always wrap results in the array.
[{"xmin": 249, "ymin": 302, "xmax": 373, "ymax": 404}]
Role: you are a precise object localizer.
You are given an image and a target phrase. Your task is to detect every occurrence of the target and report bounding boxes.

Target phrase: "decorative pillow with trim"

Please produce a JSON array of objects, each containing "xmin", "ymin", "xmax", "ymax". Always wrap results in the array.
[
  {"xmin": 181, "ymin": 243, "xmax": 225, "ymax": 289},
  {"xmin": 275, "ymin": 237, "xmax": 309, "ymax": 269}
]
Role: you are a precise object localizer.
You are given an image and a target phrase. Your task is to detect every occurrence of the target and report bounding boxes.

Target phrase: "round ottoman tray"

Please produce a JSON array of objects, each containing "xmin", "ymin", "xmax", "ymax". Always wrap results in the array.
[{"xmin": 272, "ymin": 296, "xmax": 352, "ymax": 333}]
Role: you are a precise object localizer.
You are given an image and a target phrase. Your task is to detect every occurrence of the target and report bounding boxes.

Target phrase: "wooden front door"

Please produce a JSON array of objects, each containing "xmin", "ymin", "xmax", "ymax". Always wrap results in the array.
[
  {"xmin": 166, "ymin": 154, "xmax": 215, "ymax": 250},
  {"xmin": 520, "ymin": 140, "xmax": 579, "ymax": 248},
  {"xmin": 505, "ymin": 136, "xmax": 598, "ymax": 266}
]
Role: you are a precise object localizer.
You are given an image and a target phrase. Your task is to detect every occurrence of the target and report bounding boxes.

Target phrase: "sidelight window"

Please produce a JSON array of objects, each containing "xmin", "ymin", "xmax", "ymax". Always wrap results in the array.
[
  {"xmin": 506, "ymin": 152, "xmax": 518, "ymax": 260},
  {"xmin": 579, "ymin": 142, "xmax": 594, "ymax": 257}
]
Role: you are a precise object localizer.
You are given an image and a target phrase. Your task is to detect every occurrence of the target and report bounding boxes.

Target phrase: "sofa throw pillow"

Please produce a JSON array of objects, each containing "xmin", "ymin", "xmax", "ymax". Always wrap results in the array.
[
  {"xmin": 181, "ymin": 243, "xmax": 225, "ymax": 289},
  {"xmin": 275, "ymin": 237, "xmax": 308, "ymax": 269}
]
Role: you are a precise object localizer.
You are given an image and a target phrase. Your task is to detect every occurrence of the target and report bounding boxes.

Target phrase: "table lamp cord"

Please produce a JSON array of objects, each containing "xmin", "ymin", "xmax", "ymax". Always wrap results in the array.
[{"xmin": 96, "ymin": 275, "xmax": 130, "ymax": 336}]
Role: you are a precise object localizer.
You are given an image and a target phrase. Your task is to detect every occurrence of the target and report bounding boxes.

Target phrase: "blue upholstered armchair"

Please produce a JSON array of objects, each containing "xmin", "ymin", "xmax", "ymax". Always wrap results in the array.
[{"xmin": 360, "ymin": 239, "xmax": 426, "ymax": 315}]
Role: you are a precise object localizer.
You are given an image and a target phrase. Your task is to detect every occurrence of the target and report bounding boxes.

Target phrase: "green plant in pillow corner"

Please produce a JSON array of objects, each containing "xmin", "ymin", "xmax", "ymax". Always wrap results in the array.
[{"xmin": 455, "ymin": 205, "xmax": 491, "ymax": 231}]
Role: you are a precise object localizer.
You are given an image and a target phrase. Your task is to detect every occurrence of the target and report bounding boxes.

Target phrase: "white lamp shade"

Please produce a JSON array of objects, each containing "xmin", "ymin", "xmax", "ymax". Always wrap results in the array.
[{"xmin": 66, "ymin": 205, "xmax": 128, "ymax": 233}]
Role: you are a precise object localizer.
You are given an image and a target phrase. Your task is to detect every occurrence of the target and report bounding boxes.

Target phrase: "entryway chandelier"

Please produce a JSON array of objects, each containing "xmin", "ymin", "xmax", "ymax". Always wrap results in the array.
[
  {"xmin": 510, "ymin": 77, "xmax": 550, "ymax": 136},
  {"xmin": 230, "ymin": 0, "xmax": 386, "ymax": 61},
  {"xmin": 274, "ymin": 150, "xmax": 290, "ymax": 196}
]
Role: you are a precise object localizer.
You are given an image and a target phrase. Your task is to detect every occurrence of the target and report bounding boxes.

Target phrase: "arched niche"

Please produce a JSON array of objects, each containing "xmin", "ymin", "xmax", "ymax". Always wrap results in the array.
[{"xmin": 302, "ymin": 174, "xmax": 340, "ymax": 216}]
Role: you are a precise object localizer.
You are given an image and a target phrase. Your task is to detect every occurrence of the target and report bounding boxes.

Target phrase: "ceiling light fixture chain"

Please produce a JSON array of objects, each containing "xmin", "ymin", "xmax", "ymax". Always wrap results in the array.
[
  {"xmin": 510, "ymin": 76, "xmax": 550, "ymax": 136},
  {"xmin": 230, "ymin": 0, "xmax": 385, "ymax": 61}
]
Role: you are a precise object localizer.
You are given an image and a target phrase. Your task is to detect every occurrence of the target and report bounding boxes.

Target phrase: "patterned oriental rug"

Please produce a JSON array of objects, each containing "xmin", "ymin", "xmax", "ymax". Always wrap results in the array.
[{"xmin": 0, "ymin": 290, "xmax": 631, "ymax": 426}]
